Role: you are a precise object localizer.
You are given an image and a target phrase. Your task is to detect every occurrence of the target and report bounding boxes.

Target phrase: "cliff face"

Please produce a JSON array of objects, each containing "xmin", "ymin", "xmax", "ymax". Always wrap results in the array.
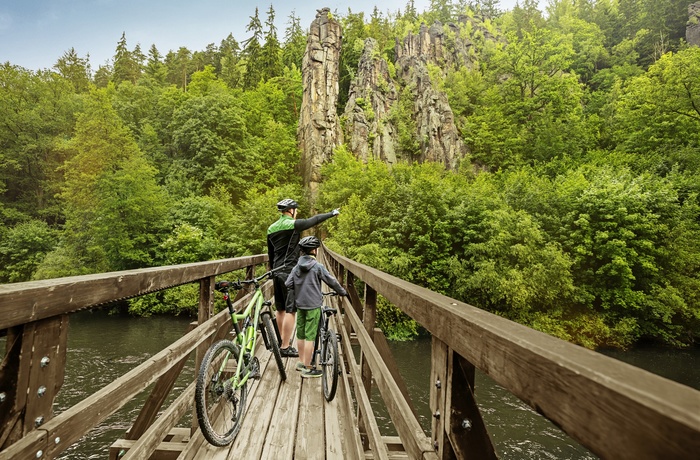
[
  {"xmin": 343, "ymin": 38, "xmax": 398, "ymax": 165},
  {"xmin": 297, "ymin": 8, "xmax": 343, "ymax": 195},
  {"xmin": 689, "ymin": 2, "xmax": 700, "ymax": 47},
  {"xmin": 298, "ymin": 12, "xmax": 497, "ymax": 186}
]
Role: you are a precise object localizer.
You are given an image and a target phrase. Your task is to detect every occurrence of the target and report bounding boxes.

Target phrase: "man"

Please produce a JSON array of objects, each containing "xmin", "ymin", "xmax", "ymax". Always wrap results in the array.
[
  {"xmin": 285, "ymin": 236, "xmax": 347, "ymax": 378},
  {"xmin": 267, "ymin": 198, "xmax": 339, "ymax": 357}
]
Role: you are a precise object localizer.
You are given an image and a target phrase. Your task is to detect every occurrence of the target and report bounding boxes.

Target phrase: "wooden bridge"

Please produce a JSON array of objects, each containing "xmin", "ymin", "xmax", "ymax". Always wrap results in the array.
[{"xmin": 1, "ymin": 248, "xmax": 699, "ymax": 459}]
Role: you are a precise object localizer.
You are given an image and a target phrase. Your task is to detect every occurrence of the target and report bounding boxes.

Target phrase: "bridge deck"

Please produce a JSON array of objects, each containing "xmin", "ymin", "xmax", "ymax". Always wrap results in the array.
[
  {"xmin": 110, "ymin": 331, "xmax": 398, "ymax": 460},
  {"xmin": 191, "ymin": 351, "xmax": 347, "ymax": 460}
]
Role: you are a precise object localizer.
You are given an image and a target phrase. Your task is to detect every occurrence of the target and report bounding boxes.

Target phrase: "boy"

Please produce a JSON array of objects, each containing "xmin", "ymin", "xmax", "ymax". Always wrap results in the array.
[{"xmin": 285, "ymin": 236, "xmax": 347, "ymax": 378}]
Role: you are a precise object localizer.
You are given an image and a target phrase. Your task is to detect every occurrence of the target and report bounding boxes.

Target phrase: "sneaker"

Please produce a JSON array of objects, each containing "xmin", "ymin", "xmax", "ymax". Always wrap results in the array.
[
  {"xmin": 295, "ymin": 362, "xmax": 307, "ymax": 372},
  {"xmin": 301, "ymin": 368, "xmax": 322, "ymax": 379},
  {"xmin": 281, "ymin": 347, "xmax": 299, "ymax": 358}
]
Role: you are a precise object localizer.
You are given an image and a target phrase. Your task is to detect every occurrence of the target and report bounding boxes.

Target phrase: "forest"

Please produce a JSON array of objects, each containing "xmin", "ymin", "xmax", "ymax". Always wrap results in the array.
[{"xmin": 1, "ymin": 0, "xmax": 698, "ymax": 349}]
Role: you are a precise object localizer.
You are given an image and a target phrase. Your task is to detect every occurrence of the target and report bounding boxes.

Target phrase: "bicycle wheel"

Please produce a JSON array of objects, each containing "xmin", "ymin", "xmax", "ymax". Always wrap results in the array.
[
  {"xmin": 262, "ymin": 313, "xmax": 287, "ymax": 381},
  {"xmin": 322, "ymin": 329, "xmax": 339, "ymax": 401},
  {"xmin": 195, "ymin": 339, "xmax": 248, "ymax": 446}
]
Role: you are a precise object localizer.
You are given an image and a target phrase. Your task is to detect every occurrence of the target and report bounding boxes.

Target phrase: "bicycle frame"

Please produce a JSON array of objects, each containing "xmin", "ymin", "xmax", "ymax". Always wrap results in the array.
[
  {"xmin": 216, "ymin": 268, "xmax": 282, "ymax": 388},
  {"xmin": 220, "ymin": 287, "xmax": 265, "ymax": 387}
]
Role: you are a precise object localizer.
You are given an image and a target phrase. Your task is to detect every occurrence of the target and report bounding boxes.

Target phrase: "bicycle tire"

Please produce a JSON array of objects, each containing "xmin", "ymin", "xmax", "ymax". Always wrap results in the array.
[
  {"xmin": 262, "ymin": 313, "xmax": 287, "ymax": 381},
  {"xmin": 322, "ymin": 330, "xmax": 339, "ymax": 401},
  {"xmin": 195, "ymin": 340, "xmax": 248, "ymax": 446}
]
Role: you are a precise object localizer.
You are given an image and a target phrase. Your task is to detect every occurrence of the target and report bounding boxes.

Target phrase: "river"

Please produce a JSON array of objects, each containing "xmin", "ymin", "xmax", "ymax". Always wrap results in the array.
[{"xmin": 3, "ymin": 310, "xmax": 698, "ymax": 459}]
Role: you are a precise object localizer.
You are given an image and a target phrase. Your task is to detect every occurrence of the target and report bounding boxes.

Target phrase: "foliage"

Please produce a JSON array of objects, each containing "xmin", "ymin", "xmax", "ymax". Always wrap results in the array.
[
  {"xmin": 0, "ymin": 220, "xmax": 58, "ymax": 282},
  {"xmin": 1, "ymin": 2, "xmax": 698, "ymax": 350}
]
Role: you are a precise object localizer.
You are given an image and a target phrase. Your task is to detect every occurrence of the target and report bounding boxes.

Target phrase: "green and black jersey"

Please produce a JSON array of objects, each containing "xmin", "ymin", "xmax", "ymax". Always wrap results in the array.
[{"xmin": 266, "ymin": 212, "xmax": 335, "ymax": 271}]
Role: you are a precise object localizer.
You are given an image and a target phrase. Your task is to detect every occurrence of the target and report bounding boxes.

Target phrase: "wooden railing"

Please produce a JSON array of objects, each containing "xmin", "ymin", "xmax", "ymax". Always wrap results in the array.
[
  {"xmin": 322, "ymin": 246, "xmax": 700, "ymax": 460},
  {"xmin": 0, "ymin": 255, "xmax": 266, "ymax": 460}
]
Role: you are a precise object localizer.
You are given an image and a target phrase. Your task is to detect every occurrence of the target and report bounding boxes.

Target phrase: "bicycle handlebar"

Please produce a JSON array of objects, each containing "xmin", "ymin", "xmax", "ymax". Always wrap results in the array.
[{"xmin": 216, "ymin": 265, "xmax": 287, "ymax": 292}]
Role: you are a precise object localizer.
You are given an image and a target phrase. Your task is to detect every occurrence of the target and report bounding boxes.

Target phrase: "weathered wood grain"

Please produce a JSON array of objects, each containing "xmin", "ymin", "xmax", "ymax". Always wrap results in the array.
[
  {"xmin": 261, "ymin": 359, "xmax": 301, "ymax": 460},
  {"xmin": 0, "ymin": 255, "xmax": 266, "ymax": 330}
]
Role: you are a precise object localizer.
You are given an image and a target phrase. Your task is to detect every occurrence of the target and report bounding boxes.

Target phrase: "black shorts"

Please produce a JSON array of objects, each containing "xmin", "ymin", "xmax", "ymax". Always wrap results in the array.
[{"xmin": 273, "ymin": 271, "xmax": 295, "ymax": 313}]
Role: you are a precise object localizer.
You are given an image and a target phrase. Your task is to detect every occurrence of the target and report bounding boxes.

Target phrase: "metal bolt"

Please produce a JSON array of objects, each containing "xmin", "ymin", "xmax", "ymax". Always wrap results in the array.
[
  {"xmin": 462, "ymin": 418, "xmax": 472, "ymax": 431},
  {"xmin": 54, "ymin": 437, "xmax": 61, "ymax": 445},
  {"xmin": 36, "ymin": 451, "xmax": 43, "ymax": 458},
  {"xmin": 35, "ymin": 416, "xmax": 44, "ymax": 427},
  {"xmin": 433, "ymin": 410, "xmax": 440, "ymax": 419},
  {"xmin": 435, "ymin": 378, "xmax": 441, "ymax": 389},
  {"xmin": 37, "ymin": 386, "xmax": 46, "ymax": 397},
  {"xmin": 40, "ymin": 356, "xmax": 50, "ymax": 367},
  {"xmin": 0, "ymin": 392, "xmax": 6, "ymax": 403}
]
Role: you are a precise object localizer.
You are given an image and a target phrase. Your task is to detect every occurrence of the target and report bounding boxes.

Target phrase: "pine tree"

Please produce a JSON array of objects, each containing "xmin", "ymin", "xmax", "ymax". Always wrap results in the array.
[
  {"xmin": 54, "ymin": 48, "xmax": 91, "ymax": 92},
  {"xmin": 145, "ymin": 44, "xmax": 167, "ymax": 84},
  {"xmin": 282, "ymin": 11, "xmax": 306, "ymax": 71},
  {"xmin": 112, "ymin": 32, "xmax": 140, "ymax": 85},
  {"xmin": 261, "ymin": 4, "xmax": 282, "ymax": 81},
  {"xmin": 243, "ymin": 7, "xmax": 264, "ymax": 89}
]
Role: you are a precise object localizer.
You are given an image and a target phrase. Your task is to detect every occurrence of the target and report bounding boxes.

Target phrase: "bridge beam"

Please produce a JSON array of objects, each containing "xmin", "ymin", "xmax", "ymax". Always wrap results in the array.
[{"xmin": 0, "ymin": 315, "xmax": 68, "ymax": 454}]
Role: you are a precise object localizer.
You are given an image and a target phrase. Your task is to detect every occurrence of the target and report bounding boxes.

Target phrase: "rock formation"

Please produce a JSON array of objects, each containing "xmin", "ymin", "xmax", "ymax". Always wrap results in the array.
[
  {"xmin": 688, "ymin": 2, "xmax": 700, "ymax": 47},
  {"xmin": 297, "ymin": 8, "xmax": 343, "ymax": 195},
  {"xmin": 343, "ymin": 38, "xmax": 399, "ymax": 165}
]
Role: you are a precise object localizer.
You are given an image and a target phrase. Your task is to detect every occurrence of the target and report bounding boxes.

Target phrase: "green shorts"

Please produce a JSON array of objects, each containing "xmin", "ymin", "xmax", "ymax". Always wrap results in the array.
[{"xmin": 296, "ymin": 308, "xmax": 321, "ymax": 341}]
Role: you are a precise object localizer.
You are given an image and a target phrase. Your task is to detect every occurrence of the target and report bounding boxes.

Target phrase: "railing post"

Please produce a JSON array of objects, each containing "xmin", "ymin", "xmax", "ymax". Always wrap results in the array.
[
  {"xmin": 0, "ymin": 315, "xmax": 68, "ymax": 453},
  {"xmin": 431, "ymin": 335, "xmax": 496, "ymax": 459},
  {"xmin": 192, "ymin": 275, "xmax": 215, "ymax": 434}
]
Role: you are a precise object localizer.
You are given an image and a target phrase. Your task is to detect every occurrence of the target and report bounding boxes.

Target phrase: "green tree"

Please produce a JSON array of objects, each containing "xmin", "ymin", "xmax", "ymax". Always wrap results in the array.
[
  {"xmin": 612, "ymin": 47, "xmax": 700, "ymax": 155},
  {"xmin": 219, "ymin": 34, "xmax": 243, "ymax": 88},
  {"xmin": 282, "ymin": 11, "xmax": 306, "ymax": 71},
  {"xmin": 54, "ymin": 48, "xmax": 92, "ymax": 92},
  {"xmin": 144, "ymin": 44, "xmax": 167, "ymax": 85},
  {"xmin": 261, "ymin": 5, "xmax": 282, "ymax": 81},
  {"xmin": 58, "ymin": 89, "xmax": 169, "ymax": 273},
  {"xmin": 165, "ymin": 47, "xmax": 194, "ymax": 90},
  {"xmin": 0, "ymin": 64, "xmax": 79, "ymax": 223},
  {"xmin": 463, "ymin": 25, "xmax": 590, "ymax": 168},
  {"xmin": 243, "ymin": 7, "xmax": 264, "ymax": 89},
  {"xmin": 0, "ymin": 220, "xmax": 58, "ymax": 282},
  {"xmin": 112, "ymin": 32, "xmax": 141, "ymax": 85}
]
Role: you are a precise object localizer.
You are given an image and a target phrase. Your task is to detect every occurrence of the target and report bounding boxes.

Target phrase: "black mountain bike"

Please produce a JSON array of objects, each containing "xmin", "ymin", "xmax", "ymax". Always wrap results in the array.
[{"xmin": 310, "ymin": 292, "xmax": 342, "ymax": 401}]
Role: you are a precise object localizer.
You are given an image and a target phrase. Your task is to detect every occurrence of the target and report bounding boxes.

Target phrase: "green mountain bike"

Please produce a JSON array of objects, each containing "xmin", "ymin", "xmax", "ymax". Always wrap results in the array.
[{"xmin": 195, "ymin": 266, "xmax": 286, "ymax": 446}]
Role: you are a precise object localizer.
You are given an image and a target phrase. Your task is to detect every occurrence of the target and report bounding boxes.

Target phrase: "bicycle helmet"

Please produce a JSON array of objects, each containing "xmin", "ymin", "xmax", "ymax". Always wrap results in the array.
[
  {"xmin": 276, "ymin": 198, "xmax": 298, "ymax": 212},
  {"xmin": 298, "ymin": 235, "xmax": 321, "ymax": 250}
]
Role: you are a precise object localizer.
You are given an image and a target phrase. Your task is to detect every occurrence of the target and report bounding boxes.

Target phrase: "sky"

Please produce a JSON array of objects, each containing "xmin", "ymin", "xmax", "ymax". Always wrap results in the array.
[{"xmin": 0, "ymin": 0, "xmax": 519, "ymax": 72}]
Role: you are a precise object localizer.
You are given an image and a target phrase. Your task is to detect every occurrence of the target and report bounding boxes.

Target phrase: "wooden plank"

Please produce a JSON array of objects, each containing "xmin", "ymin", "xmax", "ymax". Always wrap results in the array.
[
  {"xmin": 179, "ymin": 328, "xmax": 269, "ymax": 460},
  {"xmin": 0, "ymin": 327, "xmax": 28, "ymax": 450},
  {"xmin": 342, "ymin": 295, "xmax": 436, "ymax": 460},
  {"xmin": 345, "ymin": 344, "xmax": 389, "ymax": 460},
  {"xmin": 110, "ymin": 439, "xmax": 186, "ymax": 460},
  {"xmin": 24, "ymin": 315, "xmax": 68, "ymax": 434},
  {"xmin": 224, "ymin": 349, "xmax": 279, "ymax": 459},
  {"xmin": 324, "ymin": 316, "xmax": 349, "ymax": 460},
  {"xmin": 0, "ymin": 255, "xmax": 267, "ymax": 330},
  {"xmin": 121, "ymin": 381, "xmax": 195, "ymax": 460},
  {"xmin": 373, "ymin": 328, "xmax": 416, "ymax": 418},
  {"xmin": 261, "ymin": 359, "xmax": 301, "ymax": 460},
  {"xmin": 325, "ymin": 248, "xmax": 700, "ymax": 460},
  {"xmin": 329, "ymin": 306, "xmax": 364, "ymax": 460},
  {"xmin": 295, "ymin": 372, "xmax": 325, "ymax": 459},
  {"xmin": 429, "ymin": 337, "xmax": 453, "ymax": 460}
]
